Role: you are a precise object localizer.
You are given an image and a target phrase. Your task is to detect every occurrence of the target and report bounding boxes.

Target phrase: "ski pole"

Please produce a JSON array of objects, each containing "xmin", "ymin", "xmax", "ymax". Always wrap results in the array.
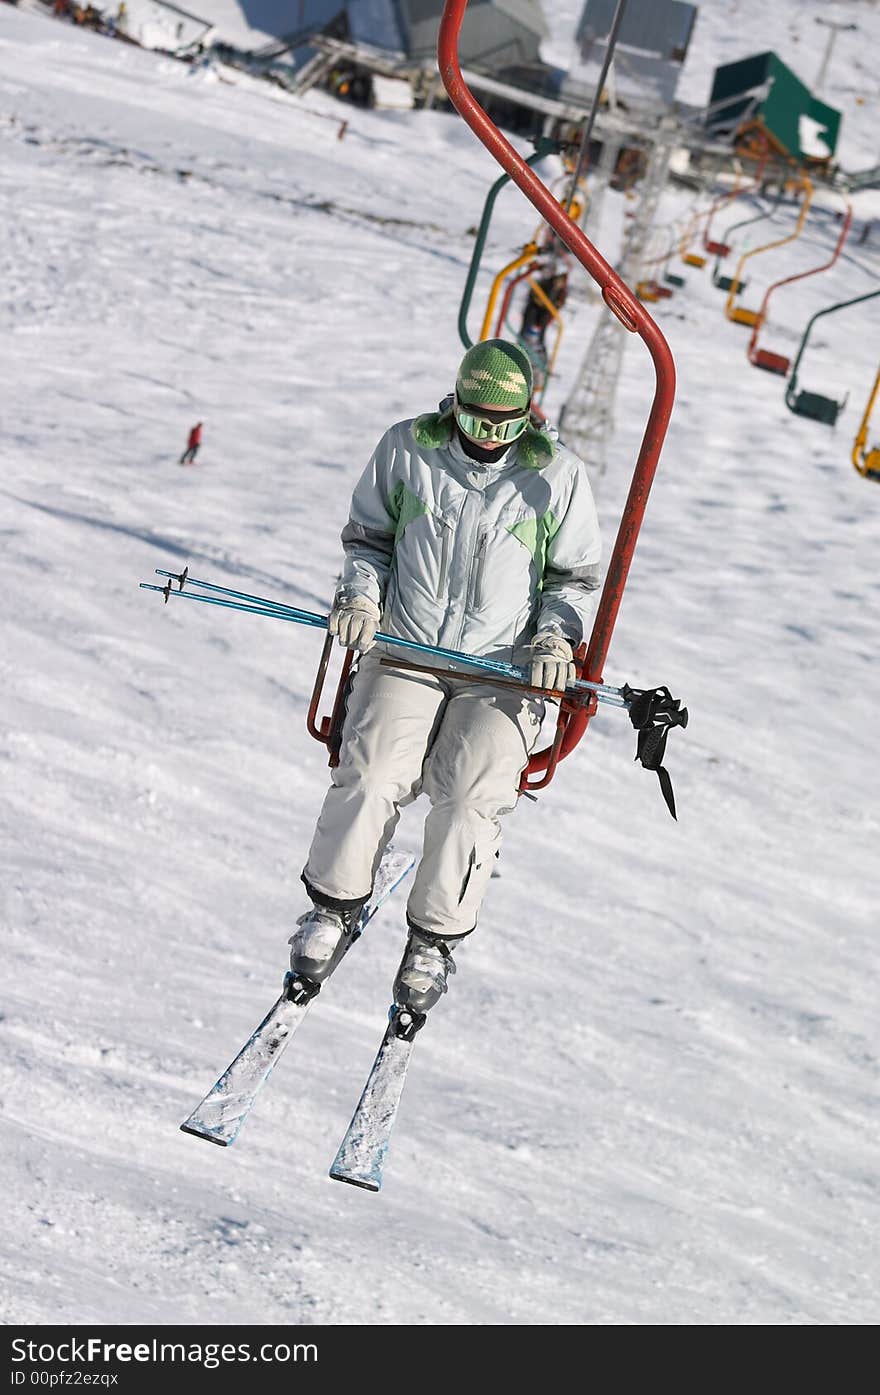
[
  {"xmin": 142, "ymin": 567, "xmax": 631, "ymax": 700},
  {"xmin": 139, "ymin": 583, "xmax": 329, "ymax": 630},
  {"xmin": 141, "ymin": 578, "xmax": 523, "ymax": 678},
  {"xmin": 153, "ymin": 569, "xmax": 323, "ymax": 625},
  {"xmin": 141, "ymin": 566, "xmax": 687, "ymax": 814},
  {"xmin": 378, "ymin": 656, "xmax": 628, "ymax": 708}
]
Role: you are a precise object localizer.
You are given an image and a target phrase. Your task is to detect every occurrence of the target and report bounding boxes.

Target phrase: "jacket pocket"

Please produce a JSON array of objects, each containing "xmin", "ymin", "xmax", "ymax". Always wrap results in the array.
[{"xmin": 458, "ymin": 846, "xmax": 478, "ymax": 904}]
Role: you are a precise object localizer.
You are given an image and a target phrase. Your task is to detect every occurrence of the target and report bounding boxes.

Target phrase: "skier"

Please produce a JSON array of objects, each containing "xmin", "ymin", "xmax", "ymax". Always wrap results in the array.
[
  {"xmin": 521, "ymin": 269, "xmax": 569, "ymax": 344},
  {"xmin": 179, "ymin": 421, "xmax": 202, "ymax": 465},
  {"xmin": 288, "ymin": 339, "xmax": 601, "ymax": 1021}
]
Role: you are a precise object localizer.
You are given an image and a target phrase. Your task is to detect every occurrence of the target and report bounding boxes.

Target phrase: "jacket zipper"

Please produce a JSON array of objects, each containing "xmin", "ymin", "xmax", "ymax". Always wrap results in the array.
[
  {"xmin": 438, "ymin": 519, "xmax": 452, "ymax": 593},
  {"xmin": 471, "ymin": 531, "xmax": 489, "ymax": 609}
]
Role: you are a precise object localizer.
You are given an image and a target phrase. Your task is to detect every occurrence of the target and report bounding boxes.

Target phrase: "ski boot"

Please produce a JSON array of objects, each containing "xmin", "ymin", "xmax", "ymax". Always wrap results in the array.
[
  {"xmin": 288, "ymin": 903, "xmax": 363, "ymax": 993},
  {"xmin": 393, "ymin": 927, "xmax": 457, "ymax": 1016}
]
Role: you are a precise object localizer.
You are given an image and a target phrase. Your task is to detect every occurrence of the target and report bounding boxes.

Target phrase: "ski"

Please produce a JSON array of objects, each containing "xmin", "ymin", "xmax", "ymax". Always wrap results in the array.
[
  {"xmin": 180, "ymin": 847, "xmax": 415, "ymax": 1147},
  {"xmin": 329, "ymin": 1006, "xmax": 424, "ymax": 1191}
]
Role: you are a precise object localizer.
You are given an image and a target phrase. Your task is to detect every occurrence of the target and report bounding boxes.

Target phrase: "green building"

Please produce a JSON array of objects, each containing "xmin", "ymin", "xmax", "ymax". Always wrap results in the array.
[{"xmin": 706, "ymin": 52, "xmax": 842, "ymax": 165}]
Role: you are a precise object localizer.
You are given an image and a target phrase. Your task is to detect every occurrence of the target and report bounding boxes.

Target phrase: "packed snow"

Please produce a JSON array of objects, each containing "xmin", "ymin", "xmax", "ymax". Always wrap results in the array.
[{"xmin": 1, "ymin": 1, "xmax": 879, "ymax": 1326}]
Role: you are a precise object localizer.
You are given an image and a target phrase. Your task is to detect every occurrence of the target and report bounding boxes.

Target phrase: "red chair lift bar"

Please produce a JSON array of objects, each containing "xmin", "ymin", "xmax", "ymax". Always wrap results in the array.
[{"xmin": 438, "ymin": 0, "xmax": 677, "ymax": 791}]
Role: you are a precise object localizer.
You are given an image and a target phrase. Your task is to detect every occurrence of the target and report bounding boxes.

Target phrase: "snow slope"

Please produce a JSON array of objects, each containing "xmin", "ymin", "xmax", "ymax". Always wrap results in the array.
[{"xmin": 1, "ymin": 6, "xmax": 879, "ymax": 1325}]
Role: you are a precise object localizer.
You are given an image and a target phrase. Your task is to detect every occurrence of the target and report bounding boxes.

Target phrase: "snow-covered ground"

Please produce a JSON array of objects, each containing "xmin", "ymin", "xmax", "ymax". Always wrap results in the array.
[{"xmin": 1, "ymin": 3, "xmax": 879, "ymax": 1326}]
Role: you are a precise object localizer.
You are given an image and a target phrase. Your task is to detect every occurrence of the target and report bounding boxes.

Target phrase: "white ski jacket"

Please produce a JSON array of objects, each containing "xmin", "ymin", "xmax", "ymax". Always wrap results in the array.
[{"xmin": 336, "ymin": 410, "xmax": 602, "ymax": 664}]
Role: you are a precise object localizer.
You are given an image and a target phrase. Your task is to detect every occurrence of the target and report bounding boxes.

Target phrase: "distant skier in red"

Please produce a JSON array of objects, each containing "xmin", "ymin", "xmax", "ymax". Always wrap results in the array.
[{"xmin": 179, "ymin": 422, "xmax": 202, "ymax": 465}]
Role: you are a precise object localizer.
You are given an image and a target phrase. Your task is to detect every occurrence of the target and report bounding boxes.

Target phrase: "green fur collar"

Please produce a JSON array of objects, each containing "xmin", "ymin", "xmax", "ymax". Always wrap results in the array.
[
  {"xmin": 412, "ymin": 409, "xmax": 554, "ymax": 470},
  {"xmin": 412, "ymin": 408, "xmax": 455, "ymax": 450}
]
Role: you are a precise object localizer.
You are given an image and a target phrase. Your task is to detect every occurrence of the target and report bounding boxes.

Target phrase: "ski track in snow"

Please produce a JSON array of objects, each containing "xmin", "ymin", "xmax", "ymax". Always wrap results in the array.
[{"xmin": 1, "ymin": 4, "xmax": 879, "ymax": 1326}]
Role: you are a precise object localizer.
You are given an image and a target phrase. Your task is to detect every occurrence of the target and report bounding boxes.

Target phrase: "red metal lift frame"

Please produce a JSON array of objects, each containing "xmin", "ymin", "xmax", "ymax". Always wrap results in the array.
[
  {"xmin": 748, "ymin": 197, "xmax": 854, "ymax": 374},
  {"xmin": 438, "ymin": 0, "xmax": 676, "ymax": 789}
]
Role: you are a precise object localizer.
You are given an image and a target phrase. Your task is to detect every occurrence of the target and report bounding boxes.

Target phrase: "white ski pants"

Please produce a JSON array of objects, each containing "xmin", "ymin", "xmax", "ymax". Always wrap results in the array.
[{"xmin": 303, "ymin": 652, "xmax": 545, "ymax": 938}]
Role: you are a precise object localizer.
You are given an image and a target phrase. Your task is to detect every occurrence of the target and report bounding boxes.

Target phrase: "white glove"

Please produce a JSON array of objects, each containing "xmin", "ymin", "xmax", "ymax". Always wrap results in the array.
[
  {"xmin": 529, "ymin": 632, "xmax": 575, "ymax": 692},
  {"xmin": 328, "ymin": 595, "xmax": 381, "ymax": 652}
]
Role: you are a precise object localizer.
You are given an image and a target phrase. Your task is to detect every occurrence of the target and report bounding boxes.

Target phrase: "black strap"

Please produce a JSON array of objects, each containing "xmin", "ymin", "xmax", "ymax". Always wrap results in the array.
[{"xmin": 621, "ymin": 685, "xmax": 689, "ymax": 820}]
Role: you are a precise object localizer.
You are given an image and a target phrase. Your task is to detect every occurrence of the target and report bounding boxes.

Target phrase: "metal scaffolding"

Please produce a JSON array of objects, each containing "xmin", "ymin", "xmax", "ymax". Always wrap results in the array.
[{"xmin": 560, "ymin": 119, "xmax": 676, "ymax": 491}]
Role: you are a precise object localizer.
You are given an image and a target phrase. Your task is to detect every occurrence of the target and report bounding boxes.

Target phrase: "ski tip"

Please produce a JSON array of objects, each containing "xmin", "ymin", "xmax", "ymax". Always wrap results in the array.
[
  {"xmin": 180, "ymin": 1122, "xmax": 232, "ymax": 1148},
  {"xmin": 329, "ymin": 1170, "xmax": 381, "ymax": 1193}
]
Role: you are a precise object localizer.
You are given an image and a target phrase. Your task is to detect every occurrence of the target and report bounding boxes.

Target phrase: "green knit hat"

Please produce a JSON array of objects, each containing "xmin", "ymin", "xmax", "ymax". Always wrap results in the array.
[{"xmin": 455, "ymin": 338, "xmax": 533, "ymax": 410}]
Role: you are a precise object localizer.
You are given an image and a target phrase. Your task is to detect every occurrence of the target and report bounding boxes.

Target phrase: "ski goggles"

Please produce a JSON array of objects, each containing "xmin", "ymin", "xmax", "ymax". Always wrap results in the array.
[{"xmin": 454, "ymin": 395, "xmax": 529, "ymax": 445}]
